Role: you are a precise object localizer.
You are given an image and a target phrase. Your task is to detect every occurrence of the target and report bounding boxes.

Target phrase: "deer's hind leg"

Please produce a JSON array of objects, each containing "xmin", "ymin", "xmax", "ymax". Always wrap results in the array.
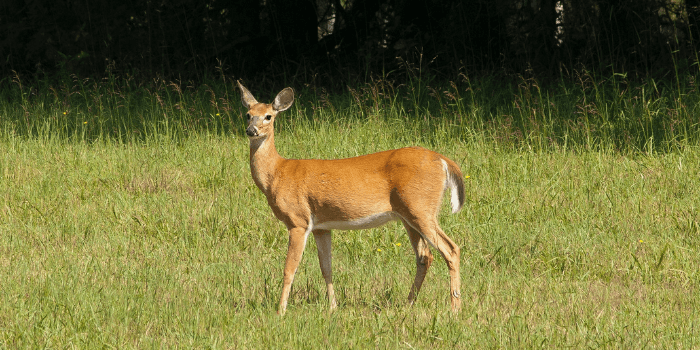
[
  {"xmin": 402, "ymin": 220, "xmax": 434, "ymax": 305},
  {"xmin": 402, "ymin": 217, "xmax": 461, "ymax": 312}
]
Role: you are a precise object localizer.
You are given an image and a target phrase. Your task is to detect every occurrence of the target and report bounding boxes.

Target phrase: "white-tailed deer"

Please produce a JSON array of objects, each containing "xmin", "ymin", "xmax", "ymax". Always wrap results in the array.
[{"xmin": 238, "ymin": 81, "xmax": 465, "ymax": 315}]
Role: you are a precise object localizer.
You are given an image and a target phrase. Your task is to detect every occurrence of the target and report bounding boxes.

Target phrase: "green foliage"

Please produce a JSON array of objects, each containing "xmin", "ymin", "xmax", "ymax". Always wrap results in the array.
[
  {"xmin": 1, "ymin": 74, "xmax": 699, "ymax": 347},
  {"xmin": 2, "ymin": 0, "xmax": 698, "ymax": 81},
  {"xmin": 2, "ymin": 69, "xmax": 699, "ymax": 152}
]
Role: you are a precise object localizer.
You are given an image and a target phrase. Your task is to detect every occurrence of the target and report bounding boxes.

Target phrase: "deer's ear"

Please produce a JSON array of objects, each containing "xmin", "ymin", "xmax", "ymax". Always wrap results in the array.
[
  {"xmin": 273, "ymin": 88, "xmax": 294, "ymax": 112},
  {"xmin": 237, "ymin": 81, "xmax": 258, "ymax": 109}
]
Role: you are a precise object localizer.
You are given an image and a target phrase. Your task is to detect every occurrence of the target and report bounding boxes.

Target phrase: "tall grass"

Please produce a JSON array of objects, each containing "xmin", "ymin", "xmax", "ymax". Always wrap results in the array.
[
  {"xmin": 1, "ymin": 71, "xmax": 699, "ymax": 347},
  {"xmin": 2, "ymin": 69, "xmax": 699, "ymax": 152}
]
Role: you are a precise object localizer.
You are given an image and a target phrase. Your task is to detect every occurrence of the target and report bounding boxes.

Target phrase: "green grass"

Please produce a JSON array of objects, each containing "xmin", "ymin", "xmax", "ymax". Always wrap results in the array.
[
  {"xmin": 1, "ymin": 73, "xmax": 700, "ymax": 348},
  {"xmin": 3, "ymin": 70, "xmax": 700, "ymax": 151}
]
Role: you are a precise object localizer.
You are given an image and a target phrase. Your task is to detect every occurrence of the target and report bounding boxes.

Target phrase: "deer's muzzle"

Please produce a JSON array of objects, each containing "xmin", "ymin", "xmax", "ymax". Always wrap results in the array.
[{"xmin": 246, "ymin": 126, "xmax": 258, "ymax": 137}]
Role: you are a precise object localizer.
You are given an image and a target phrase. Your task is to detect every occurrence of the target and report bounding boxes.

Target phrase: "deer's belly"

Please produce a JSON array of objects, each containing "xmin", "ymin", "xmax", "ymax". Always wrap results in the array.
[{"xmin": 313, "ymin": 212, "xmax": 401, "ymax": 231}]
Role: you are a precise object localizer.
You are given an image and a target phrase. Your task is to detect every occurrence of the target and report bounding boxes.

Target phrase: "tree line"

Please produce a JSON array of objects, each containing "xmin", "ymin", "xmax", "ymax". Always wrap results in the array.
[{"xmin": 2, "ymin": 0, "xmax": 699, "ymax": 84}]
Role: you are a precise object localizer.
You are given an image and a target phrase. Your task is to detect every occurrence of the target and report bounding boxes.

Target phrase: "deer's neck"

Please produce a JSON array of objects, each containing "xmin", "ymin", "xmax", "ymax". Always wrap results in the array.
[{"xmin": 249, "ymin": 133, "xmax": 283, "ymax": 194}]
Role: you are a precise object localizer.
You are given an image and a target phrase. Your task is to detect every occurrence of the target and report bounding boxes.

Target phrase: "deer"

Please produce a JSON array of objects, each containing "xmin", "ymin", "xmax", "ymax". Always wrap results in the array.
[{"xmin": 237, "ymin": 81, "xmax": 465, "ymax": 315}]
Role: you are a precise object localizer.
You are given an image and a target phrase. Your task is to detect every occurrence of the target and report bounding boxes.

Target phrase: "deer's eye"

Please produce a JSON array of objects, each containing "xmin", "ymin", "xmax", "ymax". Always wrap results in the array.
[
  {"xmin": 245, "ymin": 113, "xmax": 251, "ymax": 121},
  {"xmin": 265, "ymin": 115, "xmax": 272, "ymax": 121}
]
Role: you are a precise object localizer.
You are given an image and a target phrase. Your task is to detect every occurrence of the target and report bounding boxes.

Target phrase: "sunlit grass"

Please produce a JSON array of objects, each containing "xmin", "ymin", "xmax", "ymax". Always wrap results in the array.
[
  {"xmin": 3, "ymin": 69, "xmax": 700, "ymax": 151},
  {"xmin": 0, "ymin": 73, "xmax": 699, "ymax": 347}
]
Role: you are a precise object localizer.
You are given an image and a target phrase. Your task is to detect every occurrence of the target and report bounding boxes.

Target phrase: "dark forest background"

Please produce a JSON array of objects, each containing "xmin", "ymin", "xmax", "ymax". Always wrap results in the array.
[{"xmin": 2, "ymin": 0, "xmax": 700, "ymax": 85}]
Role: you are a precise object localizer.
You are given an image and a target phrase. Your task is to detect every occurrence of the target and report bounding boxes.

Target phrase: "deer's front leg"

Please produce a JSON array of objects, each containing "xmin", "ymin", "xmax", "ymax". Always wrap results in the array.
[
  {"xmin": 278, "ymin": 227, "xmax": 310, "ymax": 315},
  {"xmin": 313, "ymin": 229, "xmax": 337, "ymax": 310}
]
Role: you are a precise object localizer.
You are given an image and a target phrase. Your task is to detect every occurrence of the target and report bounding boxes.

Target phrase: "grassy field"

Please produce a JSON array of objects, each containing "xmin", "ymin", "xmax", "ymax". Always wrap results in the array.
[{"xmin": 1, "ymin": 73, "xmax": 699, "ymax": 348}]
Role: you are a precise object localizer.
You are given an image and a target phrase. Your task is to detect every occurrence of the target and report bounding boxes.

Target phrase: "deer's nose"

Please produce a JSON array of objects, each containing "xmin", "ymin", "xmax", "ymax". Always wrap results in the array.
[{"xmin": 246, "ymin": 125, "xmax": 258, "ymax": 137}]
